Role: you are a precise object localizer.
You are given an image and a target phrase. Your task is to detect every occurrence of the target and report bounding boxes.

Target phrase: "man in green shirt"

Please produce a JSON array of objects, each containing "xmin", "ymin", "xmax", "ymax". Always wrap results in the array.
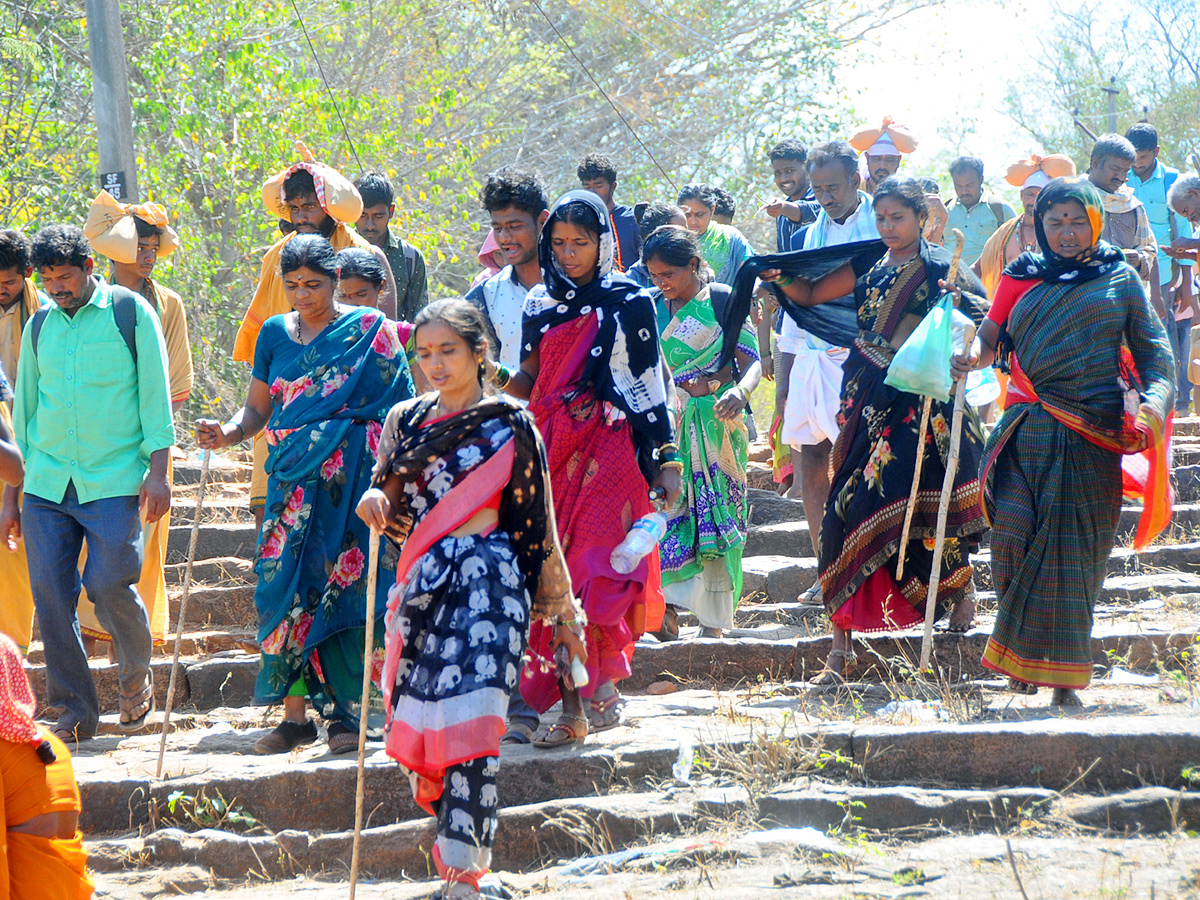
[
  {"xmin": 353, "ymin": 171, "xmax": 428, "ymax": 323},
  {"xmin": 9, "ymin": 224, "xmax": 174, "ymax": 742},
  {"xmin": 942, "ymin": 156, "xmax": 1017, "ymax": 264}
]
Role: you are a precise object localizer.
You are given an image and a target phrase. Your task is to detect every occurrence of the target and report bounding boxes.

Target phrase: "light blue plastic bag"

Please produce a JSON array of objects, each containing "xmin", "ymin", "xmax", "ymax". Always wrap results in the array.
[{"xmin": 883, "ymin": 292, "xmax": 954, "ymax": 402}]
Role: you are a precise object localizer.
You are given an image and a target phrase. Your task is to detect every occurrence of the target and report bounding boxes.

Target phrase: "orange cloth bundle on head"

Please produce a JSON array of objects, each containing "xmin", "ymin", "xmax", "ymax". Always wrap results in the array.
[
  {"xmin": 848, "ymin": 117, "xmax": 919, "ymax": 156},
  {"xmin": 82, "ymin": 190, "xmax": 179, "ymax": 264},
  {"xmin": 1004, "ymin": 154, "xmax": 1077, "ymax": 191}
]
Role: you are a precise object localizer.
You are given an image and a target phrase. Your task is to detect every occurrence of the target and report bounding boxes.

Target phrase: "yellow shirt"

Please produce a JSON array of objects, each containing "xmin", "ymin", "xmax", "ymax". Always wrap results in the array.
[
  {"xmin": 144, "ymin": 279, "xmax": 194, "ymax": 405},
  {"xmin": 0, "ymin": 279, "xmax": 44, "ymax": 390},
  {"xmin": 232, "ymin": 222, "xmax": 370, "ymax": 363}
]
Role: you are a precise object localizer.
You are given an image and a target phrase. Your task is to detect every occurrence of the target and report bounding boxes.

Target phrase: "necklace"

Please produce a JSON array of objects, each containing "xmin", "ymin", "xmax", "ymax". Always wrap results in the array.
[
  {"xmin": 292, "ymin": 303, "xmax": 342, "ymax": 344},
  {"xmin": 435, "ymin": 386, "xmax": 483, "ymax": 419}
]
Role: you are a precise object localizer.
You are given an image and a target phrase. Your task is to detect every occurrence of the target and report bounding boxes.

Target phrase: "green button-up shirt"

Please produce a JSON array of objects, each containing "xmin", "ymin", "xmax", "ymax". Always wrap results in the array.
[
  {"xmin": 13, "ymin": 280, "xmax": 175, "ymax": 504},
  {"xmin": 381, "ymin": 229, "xmax": 429, "ymax": 323},
  {"xmin": 943, "ymin": 192, "xmax": 1017, "ymax": 265}
]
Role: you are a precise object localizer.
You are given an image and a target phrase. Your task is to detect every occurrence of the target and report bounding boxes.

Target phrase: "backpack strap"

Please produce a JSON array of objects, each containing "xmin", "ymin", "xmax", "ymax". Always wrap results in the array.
[
  {"xmin": 402, "ymin": 241, "xmax": 417, "ymax": 283},
  {"xmin": 110, "ymin": 287, "xmax": 139, "ymax": 365},
  {"xmin": 30, "ymin": 288, "xmax": 138, "ymax": 364},
  {"xmin": 988, "ymin": 200, "xmax": 1006, "ymax": 230},
  {"xmin": 29, "ymin": 306, "xmax": 49, "ymax": 356}
]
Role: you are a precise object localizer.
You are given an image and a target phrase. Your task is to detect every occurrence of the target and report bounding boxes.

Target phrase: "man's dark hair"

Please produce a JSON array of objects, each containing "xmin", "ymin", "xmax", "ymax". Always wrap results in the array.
[
  {"xmin": 480, "ymin": 166, "xmax": 549, "ymax": 218},
  {"xmin": 133, "ymin": 216, "xmax": 164, "ymax": 240},
  {"xmin": 806, "ymin": 140, "xmax": 858, "ymax": 180},
  {"xmin": 677, "ymin": 182, "xmax": 717, "ymax": 210},
  {"xmin": 354, "ymin": 171, "xmax": 396, "ymax": 209},
  {"xmin": 712, "ymin": 187, "xmax": 736, "ymax": 219},
  {"xmin": 1125, "ymin": 123, "xmax": 1159, "ymax": 153},
  {"xmin": 0, "ymin": 230, "xmax": 32, "ymax": 273},
  {"xmin": 577, "ymin": 153, "xmax": 618, "ymax": 185},
  {"xmin": 31, "ymin": 224, "xmax": 92, "ymax": 270},
  {"xmin": 636, "ymin": 202, "xmax": 685, "ymax": 240},
  {"xmin": 768, "ymin": 139, "xmax": 808, "ymax": 164},
  {"xmin": 949, "ymin": 156, "xmax": 984, "ymax": 180},
  {"xmin": 282, "ymin": 167, "xmax": 318, "ymax": 201},
  {"xmin": 1090, "ymin": 133, "xmax": 1136, "ymax": 165}
]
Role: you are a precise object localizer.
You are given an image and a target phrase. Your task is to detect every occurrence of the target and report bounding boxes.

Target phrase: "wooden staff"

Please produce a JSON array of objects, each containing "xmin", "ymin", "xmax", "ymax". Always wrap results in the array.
[
  {"xmin": 349, "ymin": 529, "xmax": 381, "ymax": 900},
  {"xmin": 897, "ymin": 229, "xmax": 966, "ymax": 581},
  {"xmin": 156, "ymin": 449, "xmax": 211, "ymax": 780},
  {"xmin": 919, "ymin": 320, "xmax": 976, "ymax": 674}
]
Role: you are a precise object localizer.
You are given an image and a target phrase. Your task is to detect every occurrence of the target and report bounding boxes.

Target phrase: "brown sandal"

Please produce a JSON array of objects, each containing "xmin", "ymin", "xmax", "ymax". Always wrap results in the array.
[
  {"xmin": 118, "ymin": 676, "xmax": 154, "ymax": 733},
  {"xmin": 1008, "ymin": 677, "xmax": 1037, "ymax": 695},
  {"xmin": 532, "ymin": 713, "xmax": 588, "ymax": 748}
]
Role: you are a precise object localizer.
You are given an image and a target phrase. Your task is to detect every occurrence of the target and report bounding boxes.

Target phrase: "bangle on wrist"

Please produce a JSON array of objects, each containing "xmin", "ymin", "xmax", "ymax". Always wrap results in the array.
[
  {"xmin": 492, "ymin": 364, "xmax": 511, "ymax": 388},
  {"xmin": 776, "ymin": 274, "xmax": 794, "ymax": 287},
  {"xmin": 659, "ymin": 459, "xmax": 684, "ymax": 472}
]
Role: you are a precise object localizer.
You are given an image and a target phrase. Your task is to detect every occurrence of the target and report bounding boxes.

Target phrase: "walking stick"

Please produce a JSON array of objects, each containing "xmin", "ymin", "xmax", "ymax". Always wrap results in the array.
[
  {"xmin": 919, "ymin": 321, "xmax": 976, "ymax": 674},
  {"xmin": 897, "ymin": 229, "xmax": 966, "ymax": 582},
  {"xmin": 349, "ymin": 529, "xmax": 381, "ymax": 900},
  {"xmin": 155, "ymin": 449, "xmax": 211, "ymax": 779}
]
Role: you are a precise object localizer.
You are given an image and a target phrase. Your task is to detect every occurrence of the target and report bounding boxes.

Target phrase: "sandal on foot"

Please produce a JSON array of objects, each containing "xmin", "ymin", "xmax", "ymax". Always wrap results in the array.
[
  {"xmin": 652, "ymin": 605, "xmax": 680, "ymax": 643},
  {"xmin": 500, "ymin": 718, "xmax": 537, "ymax": 746},
  {"xmin": 1008, "ymin": 677, "xmax": 1037, "ymax": 695},
  {"xmin": 254, "ymin": 719, "xmax": 318, "ymax": 754},
  {"xmin": 587, "ymin": 686, "xmax": 622, "ymax": 733},
  {"xmin": 326, "ymin": 721, "xmax": 359, "ymax": 755},
  {"xmin": 810, "ymin": 648, "xmax": 856, "ymax": 686},
  {"xmin": 118, "ymin": 676, "xmax": 155, "ymax": 733},
  {"xmin": 798, "ymin": 582, "xmax": 823, "ymax": 605},
  {"xmin": 532, "ymin": 713, "xmax": 588, "ymax": 748},
  {"xmin": 51, "ymin": 724, "xmax": 92, "ymax": 744}
]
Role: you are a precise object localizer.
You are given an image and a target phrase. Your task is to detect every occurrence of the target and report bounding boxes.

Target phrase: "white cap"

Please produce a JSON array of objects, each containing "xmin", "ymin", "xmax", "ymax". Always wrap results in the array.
[
  {"xmin": 1021, "ymin": 170, "xmax": 1052, "ymax": 191},
  {"xmin": 866, "ymin": 135, "xmax": 899, "ymax": 156}
]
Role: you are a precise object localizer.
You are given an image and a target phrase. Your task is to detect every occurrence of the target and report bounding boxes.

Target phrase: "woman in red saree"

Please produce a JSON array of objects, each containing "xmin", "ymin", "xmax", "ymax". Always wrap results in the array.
[{"xmin": 505, "ymin": 190, "xmax": 682, "ymax": 746}]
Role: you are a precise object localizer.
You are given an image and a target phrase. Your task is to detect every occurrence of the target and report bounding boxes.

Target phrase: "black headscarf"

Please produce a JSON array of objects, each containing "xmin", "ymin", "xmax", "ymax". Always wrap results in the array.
[{"xmin": 1003, "ymin": 176, "xmax": 1124, "ymax": 284}]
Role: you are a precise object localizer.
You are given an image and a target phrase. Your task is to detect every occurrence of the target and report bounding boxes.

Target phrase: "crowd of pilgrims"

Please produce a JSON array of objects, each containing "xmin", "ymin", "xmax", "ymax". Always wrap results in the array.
[{"xmin": 0, "ymin": 117, "xmax": 1197, "ymax": 898}]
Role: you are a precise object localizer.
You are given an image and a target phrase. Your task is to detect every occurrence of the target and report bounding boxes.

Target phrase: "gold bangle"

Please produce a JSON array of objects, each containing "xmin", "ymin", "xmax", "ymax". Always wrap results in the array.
[{"xmin": 659, "ymin": 459, "xmax": 684, "ymax": 472}]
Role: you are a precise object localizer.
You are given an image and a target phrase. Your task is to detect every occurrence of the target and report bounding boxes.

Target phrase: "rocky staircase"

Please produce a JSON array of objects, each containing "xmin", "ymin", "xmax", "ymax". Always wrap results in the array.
[{"xmin": 22, "ymin": 424, "xmax": 1200, "ymax": 898}]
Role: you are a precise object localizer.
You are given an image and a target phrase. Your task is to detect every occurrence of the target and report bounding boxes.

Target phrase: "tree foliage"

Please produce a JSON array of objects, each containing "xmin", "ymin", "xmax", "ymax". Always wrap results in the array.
[
  {"xmin": 1003, "ymin": 0, "xmax": 1199, "ymax": 171},
  {"xmin": 1, "ymin": 0, "xmax": 930, "ymax": 416}
]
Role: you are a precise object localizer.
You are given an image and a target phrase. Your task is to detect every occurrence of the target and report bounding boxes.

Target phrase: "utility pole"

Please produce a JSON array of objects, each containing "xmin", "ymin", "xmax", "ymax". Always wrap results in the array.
[
  {"xmin": 1101, "ymin": 77, "xmax": 1119, "ymax": 135},
  {"xmin": 85, "ymin": 0, "xmax": 139, "ymax": 202}
]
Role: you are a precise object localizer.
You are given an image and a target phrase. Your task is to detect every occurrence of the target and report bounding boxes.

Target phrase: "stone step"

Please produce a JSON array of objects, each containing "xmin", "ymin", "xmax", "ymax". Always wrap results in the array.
[
  {"xmin": 82, "ymin": 782, "xmax": 1200, "ymax": 887},
  {"xmin": 29, "ymin": 625, "xmax": 1190, "ymax": 720},
  {"xmin": 165, "ymin": 556, "xmax": 256, "ymax": 588},
  {"xmin": 25, "ymin": 629, "xmax": 255, "ymax": 665},
  {"xmin": 69, "ymin": 699, "xmax": 1200, "ymax": 838},
  {"xmin": 1173, "ymin": 416, "xmax": 1200, "ymax": 437},
  {"xmin": 169, "ymin": 584, "xmax": 258, "ymax": 629},
  {"xmin": 173, "ymin": 454, "xmax": 252, "ymax": 486},
  {"xmin": 166, "ymin": 523, "xmax": 258, "ymax": 565}
]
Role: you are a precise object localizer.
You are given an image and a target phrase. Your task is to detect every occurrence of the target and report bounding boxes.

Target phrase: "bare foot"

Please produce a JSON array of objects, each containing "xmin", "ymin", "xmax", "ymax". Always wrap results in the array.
[
  {"xmin": 810, "ymin": 648, "xmax": 855, "ymax": 685},
  {"xmin": 699, "ymin": 626, "xmax": 723, "ymax": 639},
  {"xmin": 946, "ymin": 586, "xmax": 976, "ymax": 632},
  {"xmin": 1050, "ymin": 688, "xmax": 1083, "ymax": 707}
]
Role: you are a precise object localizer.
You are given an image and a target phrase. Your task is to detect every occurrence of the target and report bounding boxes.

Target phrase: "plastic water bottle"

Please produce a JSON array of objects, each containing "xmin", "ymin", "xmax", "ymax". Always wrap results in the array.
[{"xmin": 610, "ymin": 510, "xmax": 668, "ymax": 574}]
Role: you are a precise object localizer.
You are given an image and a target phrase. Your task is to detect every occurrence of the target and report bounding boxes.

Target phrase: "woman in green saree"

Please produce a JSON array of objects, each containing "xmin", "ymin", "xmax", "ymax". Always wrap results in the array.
[{"xmin": 645, "ymin": 226, "xmax": 761, "ymax": 638}]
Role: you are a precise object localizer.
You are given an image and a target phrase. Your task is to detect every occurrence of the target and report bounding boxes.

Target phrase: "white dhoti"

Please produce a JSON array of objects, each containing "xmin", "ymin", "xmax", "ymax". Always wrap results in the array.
[{"xmin": 780, "ymin": 340, "xmax": 848, "ymax": 448}]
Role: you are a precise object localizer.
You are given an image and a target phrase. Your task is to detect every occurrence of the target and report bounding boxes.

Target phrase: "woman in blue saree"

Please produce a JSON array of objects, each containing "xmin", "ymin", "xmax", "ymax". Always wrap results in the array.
[{"xmin": 196, "ymin": 234, "xmax": 414, "ymax": 754}]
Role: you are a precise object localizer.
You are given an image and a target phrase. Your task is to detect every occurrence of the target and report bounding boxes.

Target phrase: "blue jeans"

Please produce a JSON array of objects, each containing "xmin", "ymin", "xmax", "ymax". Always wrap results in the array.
[
  {"xmin": 1168, "ymin": 315, "xmax": 1191, "ymax": 413},
  {"xmin": 24, "ymin": 483, "xmax": 150, "ymax": 735}
]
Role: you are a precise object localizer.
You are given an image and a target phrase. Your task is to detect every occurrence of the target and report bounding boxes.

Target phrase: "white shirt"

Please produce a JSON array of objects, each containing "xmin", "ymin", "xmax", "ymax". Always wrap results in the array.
[
  {"xmin": 779, "ymin": 193, "xmax": 878, "ymax": 353},
  {"xmin": 474, "ymin": 266, "xmax": 532, "ymax": 371}
]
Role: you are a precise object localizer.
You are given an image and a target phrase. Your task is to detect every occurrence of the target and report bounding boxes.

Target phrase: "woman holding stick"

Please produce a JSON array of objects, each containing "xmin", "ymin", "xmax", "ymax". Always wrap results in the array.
[
  {"xmin": 196, "ymin": 234, "xmax": 414, "ymax": 754},
  {"xmin": 356, "ymin": 299, "xmax": 584, "ymax": 899},
  {"xmin": 954, "ymin": 177, "xmax": 1174, "ymax": 706},
  {"xmin": 762, "ymin": 177, "xmax": 988, "ymax": 683}
]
